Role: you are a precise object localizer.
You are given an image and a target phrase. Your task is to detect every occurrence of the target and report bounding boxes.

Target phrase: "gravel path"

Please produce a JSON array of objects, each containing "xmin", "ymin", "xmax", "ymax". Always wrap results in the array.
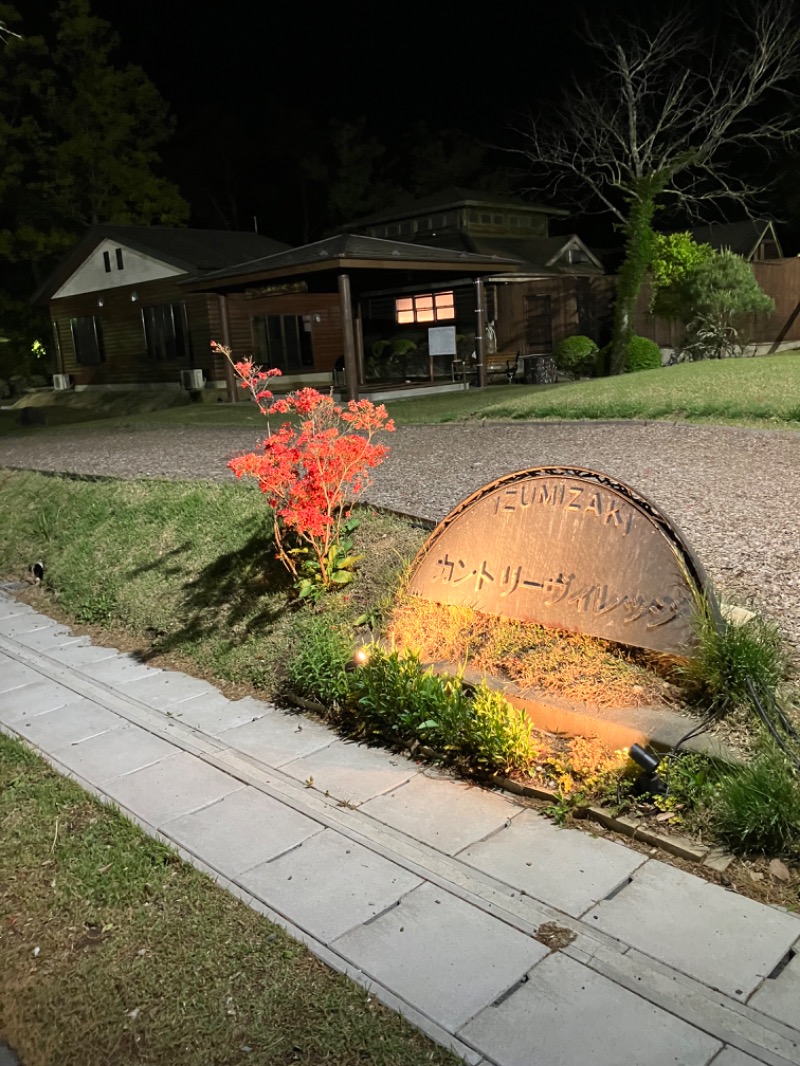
[{"xmin": 2, "ymin": 420, "xmax": 798, "ymax": 661}]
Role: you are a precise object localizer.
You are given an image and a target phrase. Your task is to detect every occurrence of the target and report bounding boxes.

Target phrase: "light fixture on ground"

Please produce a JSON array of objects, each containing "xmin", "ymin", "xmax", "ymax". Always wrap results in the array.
[{"xmin": 629, "ymin": 744, "xmax": 668, "ymax": 797}]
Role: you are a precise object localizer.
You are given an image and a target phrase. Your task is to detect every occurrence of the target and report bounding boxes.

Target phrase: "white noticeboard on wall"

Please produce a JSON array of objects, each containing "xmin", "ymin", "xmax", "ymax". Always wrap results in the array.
[{"xmin": 428, "ymin": 325, "xmax": 457, "ymax": 356}]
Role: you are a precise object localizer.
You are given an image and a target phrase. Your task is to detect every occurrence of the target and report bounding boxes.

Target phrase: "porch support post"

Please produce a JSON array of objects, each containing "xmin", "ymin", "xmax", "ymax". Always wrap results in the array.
[
  {"xmin": 338, "ymin": 272, "xmax": 359, "ymax": 401},
  {"xmin": 217, "ymin": 295, "xmax": 236, "ymax": 404},
  {"xmin": 475, "ymin": 276, "xmax": 488, "ymax": 389}
]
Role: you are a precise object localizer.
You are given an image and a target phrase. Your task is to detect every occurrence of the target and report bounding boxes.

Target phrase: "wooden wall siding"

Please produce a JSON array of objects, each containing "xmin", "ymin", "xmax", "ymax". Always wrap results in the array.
[
  {"xmin": 491, "ymin": 278, "xmax": 615, "ymax": 354},
  {"xmin": 633, "ymin": 259, "xmax": 800, "ymax": 351},
  {"xmin": 49, "ymin": 278, "xmax": 214, "ymax": 386},
  {"xmin": 225, "ymin": 293, "xmax": 343, "ymax": 374}
]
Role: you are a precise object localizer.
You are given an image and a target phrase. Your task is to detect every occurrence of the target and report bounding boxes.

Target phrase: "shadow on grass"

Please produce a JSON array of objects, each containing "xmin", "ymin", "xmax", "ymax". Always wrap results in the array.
[{"xmin": 129, "ymin": 529, "xmax": 294, "ymax": 661}]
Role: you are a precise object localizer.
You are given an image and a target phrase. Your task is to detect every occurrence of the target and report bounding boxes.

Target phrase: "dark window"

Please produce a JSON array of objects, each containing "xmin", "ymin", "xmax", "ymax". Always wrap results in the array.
[
  {"xmin": 103, "ymin": 251, "xmax": 111, "ymax": 272},
  {"xmin": 115, "ymin": 247, "xmax": 124, "ymax": 269},
  {"xmin": 70, "ymin": 316, "xmax": 105, "ymax": 365},
  {"xmin": 252, "ymin": 315, "xmax": 313, "ymax": 373},
  {"xmin": 142, "ymin": 303, "xmax": 189, "ymax": 362},
  {"xmin": 525, "ymin": 295, "xmax": 553, "ymax": 352}
]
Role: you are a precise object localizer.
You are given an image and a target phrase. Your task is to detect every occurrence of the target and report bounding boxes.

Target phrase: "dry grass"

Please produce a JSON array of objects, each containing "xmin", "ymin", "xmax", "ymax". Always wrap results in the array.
[{"xmin": 387, "ymin": 598, "xmax": 677, "ymax": 708}]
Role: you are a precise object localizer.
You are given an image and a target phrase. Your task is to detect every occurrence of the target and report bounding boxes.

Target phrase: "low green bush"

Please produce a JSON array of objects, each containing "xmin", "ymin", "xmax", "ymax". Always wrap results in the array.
[
  {"xmin": 554, "ymin": 335, "xmax": 598, "ymax": 375},
  {"xmin": 711, "ymin": 748, "xmax": 800, "ymax": 857},
  {"xmin": 468, "ymin": 683, "xmax": 540, "ymax": 774},
  {"xmin": 625, "ymin": 335, "xmax": 662, "ymax": 372},
  {"xmin": 285, "ymin": 614, "xmax": 354, "ymax": 708},
  {"xmin": 350, "ymin": 647, "xmax": 537, "ymax": 773}
]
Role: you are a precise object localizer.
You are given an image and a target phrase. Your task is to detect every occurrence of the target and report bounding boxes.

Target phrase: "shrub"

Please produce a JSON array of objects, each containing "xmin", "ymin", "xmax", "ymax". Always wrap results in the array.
[
  {"xmin": 625, "ymin": 335, "xmax": 662, "ymax": 372},
  {"xmin": 468, "ymin": 683, "xmax": 540, "ymax": 774},
  {"xmin": 285, "ymin": 615, "xmax": 354, "ymax": 708},
  {"xmin": 554, "ymin": 335, "xmax": 598, "ymax": 375},
  {"xmin": 711, "ymin": 749, "xmax": 800, "ymax": 856},
  {"xmin": 350, "ymin": 648, "xmax": 537, "ymax": 773}
]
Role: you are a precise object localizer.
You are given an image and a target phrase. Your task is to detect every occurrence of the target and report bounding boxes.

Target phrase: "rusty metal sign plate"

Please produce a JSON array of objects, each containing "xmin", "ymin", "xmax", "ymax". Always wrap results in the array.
[{"xmin": 407, "ymin": 468, "xmax": 717, "ymax": 654}]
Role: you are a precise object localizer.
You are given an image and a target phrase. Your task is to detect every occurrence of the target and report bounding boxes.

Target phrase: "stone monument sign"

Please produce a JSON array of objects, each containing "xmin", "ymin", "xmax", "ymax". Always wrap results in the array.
[{"xmin": 407, "ymin": 467, "xmax": 717, "ymax": 655}]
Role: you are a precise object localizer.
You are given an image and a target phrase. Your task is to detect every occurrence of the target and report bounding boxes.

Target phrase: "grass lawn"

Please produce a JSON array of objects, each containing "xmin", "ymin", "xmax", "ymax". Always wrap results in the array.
[
  {"xmin": 385, "ymin": 353, "xmax": 800, "ymax": 428},
  {"xmin": 0, "ymin": 733, "xmax": 459, "ymax": 1066},
  {"xmin": 3, "ymin": 353, "xmax": 800, "ymax": 435}
]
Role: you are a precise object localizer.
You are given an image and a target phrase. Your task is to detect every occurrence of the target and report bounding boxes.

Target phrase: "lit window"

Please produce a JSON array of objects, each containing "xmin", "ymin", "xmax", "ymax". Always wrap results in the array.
[{"xmin": 395, "ymin": 291, "xmax": 455, "ymax": 324}]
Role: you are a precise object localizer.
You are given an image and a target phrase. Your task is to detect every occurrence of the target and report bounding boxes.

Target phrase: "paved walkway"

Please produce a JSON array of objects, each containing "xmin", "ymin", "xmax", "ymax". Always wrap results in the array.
[{"xmin": 2, "ymin": 591, "xmax": 799, "ymax": 1066}]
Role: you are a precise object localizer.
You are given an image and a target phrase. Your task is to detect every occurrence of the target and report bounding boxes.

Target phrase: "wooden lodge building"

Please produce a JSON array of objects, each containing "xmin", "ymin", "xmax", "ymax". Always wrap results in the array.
[
  {"xmin": 33, "ymin": 194, "xmax": 796, "ymax": 401},
  {"xmin": 35, "ymin": 190, "xmax": 609, "ymax": 399}
]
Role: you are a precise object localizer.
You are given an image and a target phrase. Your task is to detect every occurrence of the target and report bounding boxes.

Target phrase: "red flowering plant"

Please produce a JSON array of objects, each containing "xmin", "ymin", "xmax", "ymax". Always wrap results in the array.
[{"xmin": 211, "ymin": 341, "xmax": 395, "ymax": 598}]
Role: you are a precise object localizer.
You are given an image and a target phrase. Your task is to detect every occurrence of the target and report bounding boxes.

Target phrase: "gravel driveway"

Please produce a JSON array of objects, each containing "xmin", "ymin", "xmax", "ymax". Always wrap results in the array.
[{"xmin": 2, "ymin": 420, "xmax": 798, "ymax": 662}]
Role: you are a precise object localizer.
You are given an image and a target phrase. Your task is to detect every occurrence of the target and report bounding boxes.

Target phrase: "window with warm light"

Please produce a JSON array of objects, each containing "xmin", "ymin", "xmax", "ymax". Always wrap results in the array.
[{"xmin": 395, "ymin": 291, "xmax": 455, "ymax": 324}]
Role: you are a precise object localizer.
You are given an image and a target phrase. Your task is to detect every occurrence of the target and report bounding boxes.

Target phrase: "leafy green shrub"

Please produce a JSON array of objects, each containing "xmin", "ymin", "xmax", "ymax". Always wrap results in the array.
[
  {"xmin": 351, "ymin": 648, "xmax": 537, "ymax": 773},
  {"xmin": 625, "ymin": 335, "xmax": 662, "ymax": 372},
  {"xmin": 555, "ymin": 335, "xmax": 598, "ymax": 375},
  {"xmin": 711, "ymin": 749, "xmax": 800, "ymax": 856},
  {"xmin": 468, "ymin": 683, "xmax": 540, "ymax": 773},
  {"xmin": 351, "ymin": 648, "xmax": 470, "ymax": 749},
  {"xmin": 285, "ymin": 615, "xmax": 354, "ymax": 707},
  {"xmin": 677, "ymin": 608, "xmax": 786, "ymax": 717}
]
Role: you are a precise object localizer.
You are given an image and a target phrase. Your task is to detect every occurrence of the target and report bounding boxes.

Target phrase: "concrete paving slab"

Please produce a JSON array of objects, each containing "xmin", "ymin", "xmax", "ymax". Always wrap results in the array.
[
  {"xmin": 162, "ymin": 786, "xmax": 324, "ymax": 876},
  {"xmin": 281, "ymin": 739, "xmax": 419, "ymax": 805},
  {"xmin": 116, "ymin": 671, "xmax": 221, "ymax": 707},
  {"xmin": 360, "ymin": 772, "xmax": 515, "ymax": 855},
  {"xmin": 748, "ymin": 948, "xmax": 800, "ymax": 1028},
  {"xmin": 51, "ymin": 724, "xmax": 175, "ymax": 783},
  {"xmin": 460, "ymin": 951, "xmax": 721, "ymax": 1066},
  {"xmin": 216, "ymin": 709, "xmax": 334, "ymax": 768},
  {"xmin": 584, "ymin": 860, "xmax": 800, "ymax": 1000},
  {"xmin": 0, "ymin": 679, "xmax": 77, "ymax": 724},
  {"xmin": 333, "ymin": 881, "xmax": 549, "ymax": 1033},
  {"xmin": 711, "ymin": 1049, "xmax": 769, "ymax": 1066},
  {"xmin": 166, "ymin": 694, "xmax": 271, "ymax": 736},
  {"xmin": 24, "ymin": 632, "xmax": 89, "ymax": 653},
  {"xmin": 238, "ymin": 828, "xmax": 422, "ymax": 942},
  {"xmin": 458, "ymin": 809, "xmax": 646, "ymax": 917},
  {"xmin": 0, "ymin": 656, "xmax": 41, "ymax": 693},
  {"xmin": 0, "ymin": 1043, "xmax": 20, "ymax": 1066},
  {"xmin": 102, "ymin": 750, "xmax": 243, "ymax": 827},
  {"xmin": 12, "ymin": 697, "xmax": 123, "ymax": 749},
  {"xmin": 45, "ymin": 642, "xmax": 119, "ymax": 666},
  {"xmin": 80, "ymin": 654, "xmax": 162, "ymax": 686},
  {"xmin": 13, "ymin": 624, "xmax": 80, "ymax": 651},
  {"xmin": 0, "ymin": 615, "xmax": 58, "ymax": 637}
]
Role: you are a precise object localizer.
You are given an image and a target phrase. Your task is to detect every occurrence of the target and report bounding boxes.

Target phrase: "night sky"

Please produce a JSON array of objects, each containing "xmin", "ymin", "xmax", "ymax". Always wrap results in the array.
[{"xmin": 20, "ymin": 0, "xmax": 796, "ymax": 245}]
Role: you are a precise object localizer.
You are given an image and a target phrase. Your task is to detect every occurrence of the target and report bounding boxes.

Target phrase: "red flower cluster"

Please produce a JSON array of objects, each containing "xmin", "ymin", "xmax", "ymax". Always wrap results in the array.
[{"xmin": 211, "ymin": 341, "xmax": 395, "ymax": 587}]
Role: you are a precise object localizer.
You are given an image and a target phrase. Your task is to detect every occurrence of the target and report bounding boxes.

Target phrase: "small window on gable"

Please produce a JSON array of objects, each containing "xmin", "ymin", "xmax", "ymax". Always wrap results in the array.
[
  {"xmin": 396, "ymin": 290, "xmax": 455, "ymax": 324},
  {"xmin": 115, "ymin": 247, "xmax": 124, "ymax": 269},
  {"xmin": 103, "ymin": 251, "xmax": 111, "ymax": 272}
]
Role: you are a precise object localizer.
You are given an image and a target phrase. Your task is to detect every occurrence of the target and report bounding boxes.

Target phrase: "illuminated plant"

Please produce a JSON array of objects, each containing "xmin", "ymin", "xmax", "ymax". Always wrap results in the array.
[{"xmin": 211, "ymin": 342, "xmax": 395, "ymax": 594}]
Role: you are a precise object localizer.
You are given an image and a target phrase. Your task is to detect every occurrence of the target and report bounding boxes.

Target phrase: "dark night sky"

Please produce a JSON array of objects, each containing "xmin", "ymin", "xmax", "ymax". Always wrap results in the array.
[{"xmin": 22, "ymin": 0, "xmax": 793, "ymax": 244}]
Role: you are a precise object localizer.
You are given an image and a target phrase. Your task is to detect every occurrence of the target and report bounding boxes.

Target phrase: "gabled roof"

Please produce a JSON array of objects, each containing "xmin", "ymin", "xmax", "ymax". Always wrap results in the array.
[
  {"xmin": 347, "ymin": 187, "xmax": 569, "ymax": 228},
  {"xmin": 186, "ymin": 233, "xmax": 521, "ymax": 289},
  {"xmin": 689, "ymin": 220, "xmax": 783, "ymax": 259},
  {"xmin": 34, "ymin": 225, "xmax": 290, "ymax": 303},
  {"xmin": 368, "ymin": 231, "xmax": 603, "ymax": 275}
]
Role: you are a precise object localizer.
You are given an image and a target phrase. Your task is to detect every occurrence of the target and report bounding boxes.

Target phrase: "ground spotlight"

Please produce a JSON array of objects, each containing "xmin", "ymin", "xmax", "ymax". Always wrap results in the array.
[
  {"xmin": 629, "ymin": 743, "xmax": 668, "ymax": 797},
  {"xmin": 345, "ymin": 647, "xmax": 371, "ymax": 673}
]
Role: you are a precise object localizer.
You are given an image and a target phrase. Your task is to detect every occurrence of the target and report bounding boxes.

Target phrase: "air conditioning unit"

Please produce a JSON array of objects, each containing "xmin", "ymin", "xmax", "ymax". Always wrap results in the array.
[
  {"xmin": 53, "ymin": 374, "xmax": 71, "ymax": 391},
  {"xmin": 180, "ymin": 369, "xmax": 204, "ymax": 390}
]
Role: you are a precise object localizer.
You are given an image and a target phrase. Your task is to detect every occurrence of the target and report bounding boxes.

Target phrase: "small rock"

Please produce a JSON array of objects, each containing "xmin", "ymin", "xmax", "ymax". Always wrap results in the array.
[
  {"xmin": 768, "ymin": 859, "xmax": 792, "ymax": 883},
  {"xmin": 749, "ymin": 870, "xmax": 764, "ymax": 883}
]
